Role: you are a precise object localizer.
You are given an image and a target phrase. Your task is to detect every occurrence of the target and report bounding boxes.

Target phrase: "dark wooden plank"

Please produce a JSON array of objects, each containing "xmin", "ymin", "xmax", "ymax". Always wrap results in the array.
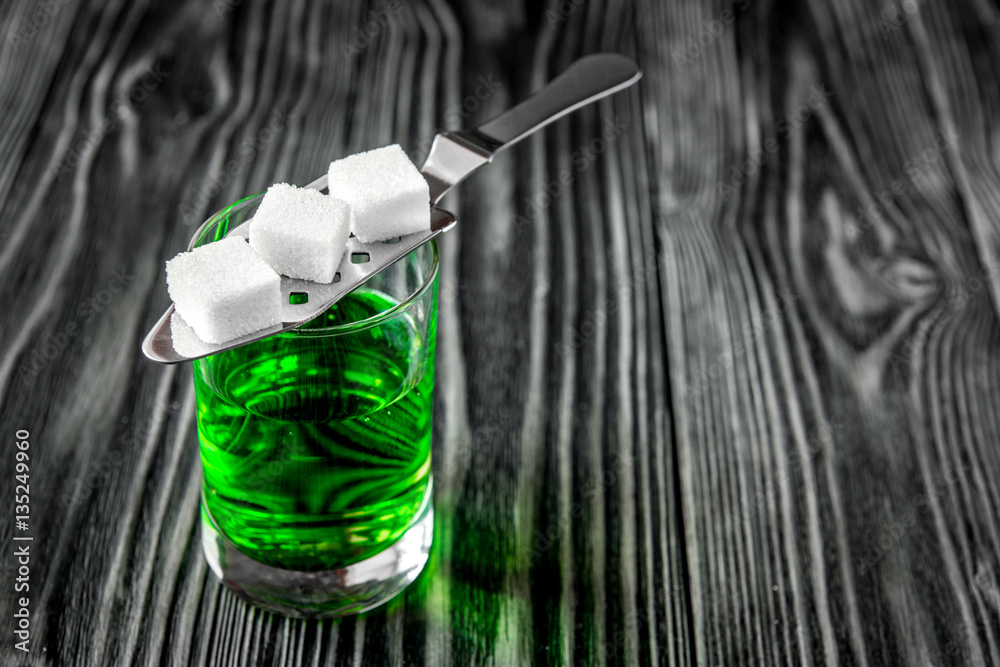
[{"xmin": 640, "ymin": 0, "xmax": 1000, "ymax": 664}]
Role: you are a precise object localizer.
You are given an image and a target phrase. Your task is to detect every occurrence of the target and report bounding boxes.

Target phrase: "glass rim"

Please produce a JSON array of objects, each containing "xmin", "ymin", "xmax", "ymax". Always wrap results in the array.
[{"xmin": 188, "ymin": 193, "xmax": 440, "ymax": 338}]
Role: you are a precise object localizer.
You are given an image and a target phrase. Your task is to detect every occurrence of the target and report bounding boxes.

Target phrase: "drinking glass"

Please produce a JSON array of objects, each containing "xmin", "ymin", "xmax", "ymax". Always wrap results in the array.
[{"xmin": 190, "ymin": 194, "xmax": 437, "ymax": 617}]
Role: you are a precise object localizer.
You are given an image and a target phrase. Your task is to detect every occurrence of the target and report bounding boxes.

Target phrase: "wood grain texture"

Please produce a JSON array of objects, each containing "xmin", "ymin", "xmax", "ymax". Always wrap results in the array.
[{"xmin": 0, "ymin": 0, "xmax": 998, "ymax": 665}]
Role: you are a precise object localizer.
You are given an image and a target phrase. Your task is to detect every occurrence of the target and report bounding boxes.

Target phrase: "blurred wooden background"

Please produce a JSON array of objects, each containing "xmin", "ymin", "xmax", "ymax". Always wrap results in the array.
[{"xmin": 2, "ymin": 0, "xmax": 1000, "ymax": 664}]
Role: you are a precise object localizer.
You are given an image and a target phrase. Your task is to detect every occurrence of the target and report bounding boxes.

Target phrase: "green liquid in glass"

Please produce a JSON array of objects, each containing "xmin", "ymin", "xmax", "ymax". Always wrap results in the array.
[{"xmin": 194, "ymin": 290, "xmax": 434, "ymax": 571}]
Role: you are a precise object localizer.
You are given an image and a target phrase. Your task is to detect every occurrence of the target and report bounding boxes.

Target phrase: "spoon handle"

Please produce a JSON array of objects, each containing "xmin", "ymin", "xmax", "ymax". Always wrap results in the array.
[
  {"xmin": 478, "ymin": 53, "xmax": 641, "ymax": 147},
  {"xmin": 421, "ymin": 52, "xmax": 641, "ymax": 204}
]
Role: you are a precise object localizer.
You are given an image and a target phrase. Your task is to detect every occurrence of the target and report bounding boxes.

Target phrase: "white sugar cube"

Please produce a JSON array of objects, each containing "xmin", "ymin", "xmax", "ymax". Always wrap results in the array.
[
  {"xmin": 165, "ymin": 236, "xmax": 282, "ymax": 344},
  {"xmin": 327, "ymin": 144, "xmax": 430, "ymax": 243},
  {"xmin": 249, "ymin": 183, "xmax": 351, "ymax": 283},
  {"xmin": 170, "ymin": 312, "xmax": 214, "ymax": 358}
]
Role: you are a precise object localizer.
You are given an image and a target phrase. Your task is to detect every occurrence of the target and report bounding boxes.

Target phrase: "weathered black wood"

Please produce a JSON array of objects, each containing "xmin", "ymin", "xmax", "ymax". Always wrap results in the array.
[{"xmin": 1, "ymin": 0, "xmax": 999, "ymax": 664}]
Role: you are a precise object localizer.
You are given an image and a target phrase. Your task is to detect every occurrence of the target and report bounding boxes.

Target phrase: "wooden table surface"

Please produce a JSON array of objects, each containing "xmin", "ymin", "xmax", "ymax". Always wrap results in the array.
[{"xmin": 3, "ymin": 0, "xmax": 1000, "ymax": 664}]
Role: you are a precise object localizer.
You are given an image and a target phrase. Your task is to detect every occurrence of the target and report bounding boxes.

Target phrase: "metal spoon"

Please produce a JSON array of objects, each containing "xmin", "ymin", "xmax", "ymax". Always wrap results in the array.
[{"xmin": 142, "ymin": 52, "xmax": 641, "ymax": 363}]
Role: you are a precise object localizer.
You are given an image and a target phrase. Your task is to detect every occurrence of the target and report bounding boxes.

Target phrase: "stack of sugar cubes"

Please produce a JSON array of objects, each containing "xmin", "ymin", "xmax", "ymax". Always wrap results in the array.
[{"xmin": 166, "ymin": 144, "xmax": 430, "ymax": 357}]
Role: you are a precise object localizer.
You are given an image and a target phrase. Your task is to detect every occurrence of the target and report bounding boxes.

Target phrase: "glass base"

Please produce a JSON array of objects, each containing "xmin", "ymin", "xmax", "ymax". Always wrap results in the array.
[{"xmin": 200, "ymin": 488, "xmax": 433, "ymax": 618}]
